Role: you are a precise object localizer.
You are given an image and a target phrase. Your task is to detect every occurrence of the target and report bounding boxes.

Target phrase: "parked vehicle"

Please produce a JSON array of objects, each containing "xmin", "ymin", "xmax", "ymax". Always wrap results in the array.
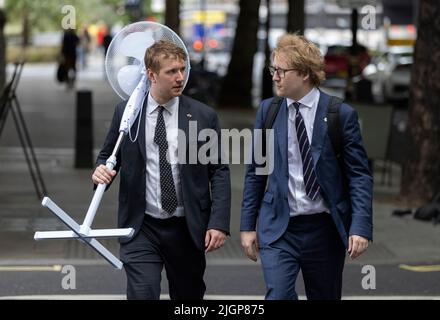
[
  {"xmin": 324, "ymin": 45, "xmax": 350, "ymax": 80},
  {"xmin": 362, "ymin": 46, "xmax": 413, "ymax": 103},
  {"xmin": 323, "ymin": 44, "xmax": 370, "ymax": 89}
]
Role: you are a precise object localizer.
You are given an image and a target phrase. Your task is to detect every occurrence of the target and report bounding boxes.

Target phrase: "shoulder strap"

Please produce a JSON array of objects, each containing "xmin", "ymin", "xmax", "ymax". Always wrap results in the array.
[
  {"xmin": 264, "ymin": 96, "xmax": 282, "ymax": 130},
  {"xmin": 326, "ymin": 96, "xmax": 343, "ymax": 161},
  {"xmin": 262, "ymin": 96, "xmax": 282, "ymax": 157}
]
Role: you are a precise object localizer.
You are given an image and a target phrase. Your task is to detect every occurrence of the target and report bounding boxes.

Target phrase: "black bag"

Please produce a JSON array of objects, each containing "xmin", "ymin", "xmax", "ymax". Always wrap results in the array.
[
  {"xmin": 414, "ymin": 192, "xmax": 440, "ymax": 224},
  {"xmin": 56, "ymin": 60, "xmax": 68, "ymax": 83}
]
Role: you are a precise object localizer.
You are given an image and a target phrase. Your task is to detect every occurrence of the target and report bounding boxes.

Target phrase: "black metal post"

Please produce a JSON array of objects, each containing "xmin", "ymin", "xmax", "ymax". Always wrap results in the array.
[{"xmin": 75, "ymin": 90, "xmax": 94, "ymax": 168}]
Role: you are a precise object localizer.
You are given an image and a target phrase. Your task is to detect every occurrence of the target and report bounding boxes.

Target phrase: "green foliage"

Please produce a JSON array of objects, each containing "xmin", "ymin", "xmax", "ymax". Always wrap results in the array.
[
  {"xmin": 6, "ymin": 45, "xmax": 60, "ymax": 63},
  {"xmin": 5, "ymin": 0, "xmax": 129, "ymax": 33},
  {"xmin": 6, "ymin": 0, "xmax": 59, "ymax": 32}
]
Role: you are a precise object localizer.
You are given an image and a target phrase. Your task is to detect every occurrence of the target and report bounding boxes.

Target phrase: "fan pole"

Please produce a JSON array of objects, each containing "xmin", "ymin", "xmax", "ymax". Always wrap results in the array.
[
  {"xmin": 34, "ymin": 131, "xmax": 134, "ymax": 270},
  {"xmin": 80, "ymin": 131, "xmax": 125, "ymax": 234}
]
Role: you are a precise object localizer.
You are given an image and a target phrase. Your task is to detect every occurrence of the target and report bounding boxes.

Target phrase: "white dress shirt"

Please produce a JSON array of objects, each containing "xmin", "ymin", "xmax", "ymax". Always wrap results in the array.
[
  {"xmin": 286, "ymin": 87, "xmax": 329, "ymax": 217},
  {"xmin": 144, "ymin": 94, "xmax": 184, "ymax": 219}
]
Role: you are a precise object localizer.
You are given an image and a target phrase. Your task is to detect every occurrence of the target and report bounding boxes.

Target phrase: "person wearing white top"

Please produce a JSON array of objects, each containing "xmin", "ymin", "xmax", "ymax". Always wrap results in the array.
[
  {"xmin": 241, "ymin": 34, "xmax": 373, "ymax": 300},
  {"xmin": 93, "ymin": 40, "xmax": 231, "ymax": 300}
]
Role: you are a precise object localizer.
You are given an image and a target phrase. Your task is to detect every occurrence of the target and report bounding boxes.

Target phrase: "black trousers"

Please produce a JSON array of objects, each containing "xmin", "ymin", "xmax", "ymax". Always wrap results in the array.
[{"xmin": 120, "ymin": 214, "xmax": 206, "ymax": 300}]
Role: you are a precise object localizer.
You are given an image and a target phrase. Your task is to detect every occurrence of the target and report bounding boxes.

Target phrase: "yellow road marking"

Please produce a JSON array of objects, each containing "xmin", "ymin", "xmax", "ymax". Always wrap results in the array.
[
  {"xmin": 0, "ymin": 265, "xmax": 63, "ymax": 272},
  {"xmin": 399, "ymin": 264, "xmax": 440, "ymax": 272}
]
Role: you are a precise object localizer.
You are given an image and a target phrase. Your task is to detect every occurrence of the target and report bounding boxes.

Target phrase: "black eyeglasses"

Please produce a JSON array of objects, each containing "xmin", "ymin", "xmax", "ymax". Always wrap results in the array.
[{"xmin": 269, "ymin": 66, "xmax": 297, "ymax": 78}]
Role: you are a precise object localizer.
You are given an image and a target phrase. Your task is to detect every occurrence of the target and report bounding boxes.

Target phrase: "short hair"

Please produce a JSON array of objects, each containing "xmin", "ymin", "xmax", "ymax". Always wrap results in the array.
[
  {"xmin": 272, "ymin": 33, "xmax": 325, "ymax": 86},
  {"xmin": 144, "ymin": 40, "xmax": 187, "ymax": 73}
]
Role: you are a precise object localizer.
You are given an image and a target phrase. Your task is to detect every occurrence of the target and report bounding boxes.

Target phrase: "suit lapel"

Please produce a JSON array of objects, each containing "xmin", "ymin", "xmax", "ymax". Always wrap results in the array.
[
  {"xmin": 275, "ymin": 98, "xmax": 288, "ymax": 173},
  {"xmin": 311, "ymin": 90, "xmax": 330, "ymax": 167},
  {"xmin": 178, "ymin": 96, "xmax": 190, "ymax": 141},
  {"xmin": 178, "ymin": 96, "xmax": 191, "ymax": 172}
]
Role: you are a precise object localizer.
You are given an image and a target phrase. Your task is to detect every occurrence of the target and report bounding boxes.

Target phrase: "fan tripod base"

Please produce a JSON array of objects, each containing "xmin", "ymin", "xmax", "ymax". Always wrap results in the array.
[{"xmin": 34, "ymin": 197, "xmax": 134, "ymax": 270}]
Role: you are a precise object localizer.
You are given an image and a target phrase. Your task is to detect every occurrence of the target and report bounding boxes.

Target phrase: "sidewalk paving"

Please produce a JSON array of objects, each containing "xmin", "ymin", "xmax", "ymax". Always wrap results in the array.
[{"xmin": 1, "ymin": 60, "xmax": 439, "ymax": 270}]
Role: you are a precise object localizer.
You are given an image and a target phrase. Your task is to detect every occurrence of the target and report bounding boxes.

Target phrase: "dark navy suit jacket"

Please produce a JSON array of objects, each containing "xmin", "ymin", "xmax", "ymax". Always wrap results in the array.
[
  {"xmin": 240, "ymin": 90, "xmax": 373, "ymax": 248},
  {"xmin": 96, "ymin": 95, "xmax": 231, "ymax": 251}
]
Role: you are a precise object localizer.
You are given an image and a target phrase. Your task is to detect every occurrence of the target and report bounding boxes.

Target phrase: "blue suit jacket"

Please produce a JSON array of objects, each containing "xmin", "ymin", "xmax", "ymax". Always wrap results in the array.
[{"xmin": 240, "ymin": 90, "xmax": 373, "ymax": 248}]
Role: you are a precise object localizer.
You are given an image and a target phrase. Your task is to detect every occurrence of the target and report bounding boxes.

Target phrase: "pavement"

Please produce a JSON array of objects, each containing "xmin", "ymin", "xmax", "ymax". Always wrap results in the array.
[{"xmin": 1, "ymin": 54, "xmax": 440, "ymax": 299}]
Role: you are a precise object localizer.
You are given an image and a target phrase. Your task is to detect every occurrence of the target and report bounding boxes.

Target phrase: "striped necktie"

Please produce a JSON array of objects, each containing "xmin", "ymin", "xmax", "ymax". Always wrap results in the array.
[{"xmin": 293, "ymin": 102, "xmax": 320, "ymax": 201}]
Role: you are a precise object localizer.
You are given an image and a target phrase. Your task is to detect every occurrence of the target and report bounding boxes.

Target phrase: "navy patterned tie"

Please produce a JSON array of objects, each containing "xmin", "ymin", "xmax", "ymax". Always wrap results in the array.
[
  {"xmin": 154, "ymin": 106, "xmax": 178, "ymax": 215},
  {"xmin": 293, "ymin": 102, "xmax": 320, "ymax": 201}
]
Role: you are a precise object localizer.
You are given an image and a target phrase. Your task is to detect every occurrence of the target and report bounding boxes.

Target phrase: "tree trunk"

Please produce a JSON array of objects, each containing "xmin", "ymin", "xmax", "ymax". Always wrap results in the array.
[
  {"xmin": 400, "ymin": 0, "xmax": 440, "ymax": 203},
  {"xmin": 219, "ymin": 0, "xmax": 261, "ymax": 108},
  {"xmin": 262, "ymin": 0, "xmax": 273, "ymax": 100},
  {"xmin": 22, "ymin": 7, "xmax": 30, "ymax": 48},
  {"xmin": 287, "ymin": 0, "xmax": 304, "ymax": 34},
  {"xmin": 165, "ymin": 0, "xmax": 180, "ymax": 35},
  {"xmin": 346, "ymin": 8, "xmax": 359, "ymax": 101},
  {"xmin": 0, "ymin": 9, "xmax": 6, "ymax": 91}
]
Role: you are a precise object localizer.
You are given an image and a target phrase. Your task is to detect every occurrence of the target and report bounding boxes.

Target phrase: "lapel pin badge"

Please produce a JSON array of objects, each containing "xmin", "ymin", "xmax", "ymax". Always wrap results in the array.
[
  {"xmin": 187, "ymin": 113, "xmax": 192, "ymax": 118},
  {"xmin": 324, "ymin": 117, "xmax": 327, "ymax": 122}
]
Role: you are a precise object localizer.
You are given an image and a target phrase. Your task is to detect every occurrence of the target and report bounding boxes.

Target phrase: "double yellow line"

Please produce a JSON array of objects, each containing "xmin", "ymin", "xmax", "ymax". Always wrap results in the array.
[
  {"xmin": 399, "ymin": 264, "xmax": 440, "ymax": 272},
  {"xmin": 0, "ymin": 265, "xmax": 63, "ymax": 272}
]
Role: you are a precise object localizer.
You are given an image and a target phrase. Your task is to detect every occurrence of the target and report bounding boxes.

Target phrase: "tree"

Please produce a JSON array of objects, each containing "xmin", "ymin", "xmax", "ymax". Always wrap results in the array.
[
  {"xmin": 219, "ymin": 0, "xmax": 261, "ymax": 108},
  {"xmin": 287, "ymin": 0, "xmax": 305, "ymax": 34},
  {"xmin": 0, "ymin": 8, "xmax": 5, "ymax": 91},
  {"xmin": 165, "ymin": 0, "xmax": 180, "ymax": 35},
  {"xmin": 400, "ymin": 0, "xmax": 440, "ymax": 203},
  {"xmin": 5, "ymin": 0, "xmax": 127, "ymax": 47},
  {"xmin": 261, "ymin": 0, "xmax": 273, "ymax": 100},
  {"xmin": 5, "ymin": 0, "xmax": 67, "ymax": 47}
]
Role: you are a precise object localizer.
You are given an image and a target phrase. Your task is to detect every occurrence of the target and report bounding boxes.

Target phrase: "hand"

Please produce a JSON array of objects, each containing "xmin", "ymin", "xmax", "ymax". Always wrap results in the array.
[
  {"xmin": 348, "ymin": 235, "xmax": 369, "ymax": 260},
  {"xmin": 240, "ymin": 231, "xmax": 259, "ymax": 262},
  {"xmin": 92, "ymin": 164, "xmax": 116, "ymax": 185},
  {"xmin": 205, "ymin": 229, "xmax": 226, "ymax": 253}
]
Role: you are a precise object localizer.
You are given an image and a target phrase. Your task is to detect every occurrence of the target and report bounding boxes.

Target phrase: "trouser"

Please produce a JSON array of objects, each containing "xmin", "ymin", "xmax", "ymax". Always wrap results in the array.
[
  {"xmin": 121, "ymin": 214, "xmax": 206, "ymax": 300},
  {"xmin": 260, "ymin": 212, "xmax": 346, "ymax": 300}
]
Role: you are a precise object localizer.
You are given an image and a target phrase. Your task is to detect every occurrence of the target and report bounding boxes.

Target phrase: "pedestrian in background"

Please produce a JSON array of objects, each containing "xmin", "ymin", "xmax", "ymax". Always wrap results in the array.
[
  {"xmin": 60, "ymin": 28, "xmax": 79, "ymax": 89},
  {"xmin": 78, "ymin": 26, "xmax": 91, "ymax": 70}
]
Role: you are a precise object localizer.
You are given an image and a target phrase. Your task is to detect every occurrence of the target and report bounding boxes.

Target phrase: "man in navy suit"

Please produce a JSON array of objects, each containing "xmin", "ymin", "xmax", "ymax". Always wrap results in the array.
[
  {"xmin": 92, "ymin": 41, "xmax": 231, "ymax": 299},
  {"xmin": 240, "ymin": 34, "xmax": 373, "ymax": 300}
]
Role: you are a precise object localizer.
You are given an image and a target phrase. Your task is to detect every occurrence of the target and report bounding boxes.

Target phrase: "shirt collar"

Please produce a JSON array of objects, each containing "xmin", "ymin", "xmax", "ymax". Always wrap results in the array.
[
  {"xmin": 286, "ymin": 87, "xmax": 319, "ymax": 109},
  {"xmin": 147, "ymin": 93, "xmax": 178, "ymax": 115}
]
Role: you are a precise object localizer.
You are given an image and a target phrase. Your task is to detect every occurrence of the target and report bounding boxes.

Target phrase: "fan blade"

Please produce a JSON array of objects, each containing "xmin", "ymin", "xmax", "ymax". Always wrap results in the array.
[
  {"xmin": 117, "ymin": 65, "xmax": 143, "ymax": 96},
  {"xmin": 105, "ymin": 21, "xmax": 191, "ymax": 99},
  {"xmin": 120, "ymin": 30, "xmax": 155, "ymax": 61}
]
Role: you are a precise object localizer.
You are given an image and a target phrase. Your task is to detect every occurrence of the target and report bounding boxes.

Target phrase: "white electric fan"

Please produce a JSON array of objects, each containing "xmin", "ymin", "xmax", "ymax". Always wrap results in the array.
[{"xmin": 34, "ymin": 21, "xmax": 191, "ymax": 269}]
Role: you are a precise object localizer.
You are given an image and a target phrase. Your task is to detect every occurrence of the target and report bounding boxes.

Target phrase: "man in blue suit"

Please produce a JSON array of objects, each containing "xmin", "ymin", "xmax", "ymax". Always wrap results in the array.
[
  {"xmin": 240, "ymin": 34, "xmax": 373, "ymax": 300},
  {"xmin": 92, "ymin": 41, "xmax": 231, "ymax": 299}
]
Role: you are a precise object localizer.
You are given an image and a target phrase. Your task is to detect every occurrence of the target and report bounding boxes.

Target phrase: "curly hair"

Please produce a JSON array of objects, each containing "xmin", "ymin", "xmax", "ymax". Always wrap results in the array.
[{"xmin": 272, "ymin": 33, "xmax": 325, "ymax": 86}]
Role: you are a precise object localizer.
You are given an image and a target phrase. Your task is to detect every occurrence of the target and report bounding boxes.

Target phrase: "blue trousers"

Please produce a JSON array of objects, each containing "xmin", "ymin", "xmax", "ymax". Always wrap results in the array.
[{"xmin": 260, "ymin": 213, "xmax": 346, "ymax": 300}]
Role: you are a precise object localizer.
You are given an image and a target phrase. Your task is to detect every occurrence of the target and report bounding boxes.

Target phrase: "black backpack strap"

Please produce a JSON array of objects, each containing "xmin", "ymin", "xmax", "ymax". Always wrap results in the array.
[
  {"xmin": 262, "ymin": 96, "xmax": 282, "ymax": 157},
  {"xmin": 326, "ymin": 96, "xmax": 344, "ymax": 161},
  {"xmin": 264, "ymin": 96, "xmax": 282, "ymax": 130}
]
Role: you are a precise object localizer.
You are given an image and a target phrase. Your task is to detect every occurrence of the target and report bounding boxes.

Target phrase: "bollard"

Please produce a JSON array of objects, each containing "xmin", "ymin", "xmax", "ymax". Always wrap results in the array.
[{"xmin": 75, "ymin": 90, "xmax": 93, "ymax": 168}]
